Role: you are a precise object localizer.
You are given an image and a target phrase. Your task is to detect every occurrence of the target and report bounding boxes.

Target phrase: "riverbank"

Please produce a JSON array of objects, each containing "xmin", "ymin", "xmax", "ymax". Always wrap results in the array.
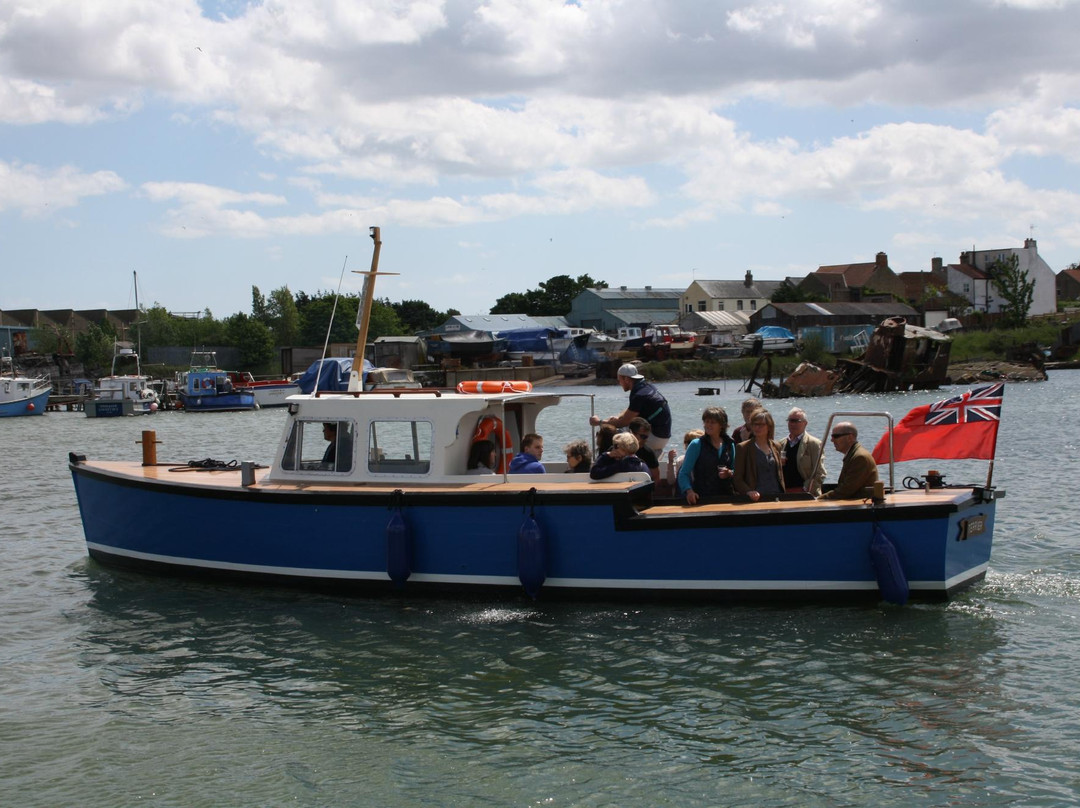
[
  {"xmin": 947, "ymin": 360, "xmax": 1048, "ymax": 383},
  {"xmin": 535, "ymin": 357, "xmax": 1053, "ymax": 388}
]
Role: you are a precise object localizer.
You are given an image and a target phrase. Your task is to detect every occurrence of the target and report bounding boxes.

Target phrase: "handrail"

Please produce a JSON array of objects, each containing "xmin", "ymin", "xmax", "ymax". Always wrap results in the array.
[{"xmin": 815, "ymin": 410, "xmax": 894, "ymax": 492}]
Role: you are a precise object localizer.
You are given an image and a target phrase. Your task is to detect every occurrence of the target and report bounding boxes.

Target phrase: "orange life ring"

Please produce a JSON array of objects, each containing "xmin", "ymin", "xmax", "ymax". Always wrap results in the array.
[
  {"xmin": 472, "ymin": 415, "xmax": 514, "ymax": 473},
  {"xmin": 202, "ymin": 377, "xmax": 212, "ymax": 390},
  {"xmin": 456, "ymin": 380, "xmax": 533, "ymax": 394}
]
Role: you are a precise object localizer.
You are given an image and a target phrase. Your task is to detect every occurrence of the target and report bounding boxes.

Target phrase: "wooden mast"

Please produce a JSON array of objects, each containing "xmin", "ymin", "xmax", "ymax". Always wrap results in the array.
[{"xmin": 348, "ymin": 227, "xmax": 398, "ymax": 392}]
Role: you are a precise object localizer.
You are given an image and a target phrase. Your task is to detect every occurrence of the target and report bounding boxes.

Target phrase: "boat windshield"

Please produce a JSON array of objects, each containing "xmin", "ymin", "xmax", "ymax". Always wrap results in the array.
[
  {"xmin": 281, "ymin": 420, "xmax": 355, "ymax": 473},
  {"xmin": 368, "ymin": 419, "xmax": 432, "ymax": 475}
]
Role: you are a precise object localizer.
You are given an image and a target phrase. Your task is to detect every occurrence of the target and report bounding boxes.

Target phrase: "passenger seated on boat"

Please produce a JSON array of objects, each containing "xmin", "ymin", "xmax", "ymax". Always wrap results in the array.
[
  {"xmin": 818, "ymin": 423, "xmax": 878, "ymax": 500},
  {"xmin": 508, "ymin": 433, "xmax": 546, "ymax": 474},
  {"xmin": 596, "ymin": 423, "xmax": 617, "ymax": 455},
  {"xmin": 590, "ymin": 433, "xmax": 648, "ymax": 480},
  {"xmin": 322, "ymin": 422, "xmax": 338, "ymax": 466},
  {"xmin": 466, "ymin": 439, "xmax": 497, "ymax": 475},
  {"xmin": 321, "ymin": 421, "xmax": 354, "ymax": 472},
  {"xmin": 629, "ymin": 417, "xmax": 660, "ymax": 482},
  {"xmin": 563, "ymin": 439, "xmax": 592, "ymax": 473}
]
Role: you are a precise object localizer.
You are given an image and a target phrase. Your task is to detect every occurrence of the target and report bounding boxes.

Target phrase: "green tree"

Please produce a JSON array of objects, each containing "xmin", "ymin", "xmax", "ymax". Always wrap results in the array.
[
  {"xmin": 267, "ymin": 285, "xmax": 300, "ymax": 345},
  {"xmin": 140, "ymin": 304, "xmax": 180, "ymax": 347},
  {"xmin": 771, "ymin": 281, "xmax": 827, "ymax": 304},
  {"xmin": 393, "ymin": 299, "xmax": 449, "ymax": 333},
  {"xmin": 369, "ymin": 298, "xmax": 407, "ymax": 340},
  {"xmin": 990, "ymin": 254, "xmax": 1035, "ymax": 328},
  {"xmin": 225, "ymin": 313, "xmax": 276, "ymax": 370},
  {"xmin": 491, "ymin": 290, "xmax": 535, "ymax": 314},
  {"xmin": 491, "ymin": 274, "xmax": 606, "ymax": 315},
  {"xmin": 297, "ymin": 292, "xmax": 359, "ymax": 345},
  {"xmin": 251, "ymin": 286, "xmax": 270, "ymax": 325},
  {"xmin": 75, "ymin": 322, "xmax": 116, "ymax": 375}
]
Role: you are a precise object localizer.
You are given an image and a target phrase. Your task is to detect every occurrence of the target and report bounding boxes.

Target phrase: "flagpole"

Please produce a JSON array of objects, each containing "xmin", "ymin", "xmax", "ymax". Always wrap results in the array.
[{"xmin": 985, "ymin": 385, "xmax": 1003, "ymax": 488}]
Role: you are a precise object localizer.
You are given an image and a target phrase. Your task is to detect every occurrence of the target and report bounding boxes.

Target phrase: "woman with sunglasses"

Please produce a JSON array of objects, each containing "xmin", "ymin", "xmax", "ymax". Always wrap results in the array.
[{"xmin": 733, "ymin": 408, "xmax": 784, "ymax": 503}]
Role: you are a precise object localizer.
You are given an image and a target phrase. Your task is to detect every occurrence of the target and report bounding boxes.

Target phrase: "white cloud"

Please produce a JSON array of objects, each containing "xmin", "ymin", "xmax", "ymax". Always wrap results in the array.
[
  {"xmin": 0, "ymin": 160, "xmax": 127, "ymax": 214},
  {"xmin": 726, "ymin": 0, "xmax": 883, "ymax": 49}
]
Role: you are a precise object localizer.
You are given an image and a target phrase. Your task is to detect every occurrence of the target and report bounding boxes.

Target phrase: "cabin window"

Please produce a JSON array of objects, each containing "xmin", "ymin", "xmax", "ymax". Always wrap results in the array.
[
  {"xmin": 281, "ymin": 420, "xmax": 354, "ymax": 473},
  {"xmin": 368, "ymin": 420, "xmax": 432, "ymax": 475}
]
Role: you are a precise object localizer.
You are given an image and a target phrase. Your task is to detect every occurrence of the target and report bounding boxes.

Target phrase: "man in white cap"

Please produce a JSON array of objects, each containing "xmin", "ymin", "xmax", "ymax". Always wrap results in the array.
[{"xmin": 589, "ymin": 363, "xmax": 672, "ymax": 452}]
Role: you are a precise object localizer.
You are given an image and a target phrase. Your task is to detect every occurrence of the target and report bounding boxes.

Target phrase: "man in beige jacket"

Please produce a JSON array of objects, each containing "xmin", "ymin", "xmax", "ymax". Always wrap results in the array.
[{"xmin": 779, "ymin": 407, "xmax": 826, "ymax": 496}]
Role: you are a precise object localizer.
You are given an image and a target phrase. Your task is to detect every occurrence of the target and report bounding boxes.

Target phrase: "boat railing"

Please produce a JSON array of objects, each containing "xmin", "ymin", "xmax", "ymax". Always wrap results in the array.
[{"xmin": 817, "ymin": 410, "xmax": 895, "ymax": 492}]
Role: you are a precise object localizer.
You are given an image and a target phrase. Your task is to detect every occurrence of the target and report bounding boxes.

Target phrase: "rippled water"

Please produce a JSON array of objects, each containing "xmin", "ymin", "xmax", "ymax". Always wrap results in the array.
[{"xmin": 3, "ymin": 376, "xmax": 1080, "ymax": 806}]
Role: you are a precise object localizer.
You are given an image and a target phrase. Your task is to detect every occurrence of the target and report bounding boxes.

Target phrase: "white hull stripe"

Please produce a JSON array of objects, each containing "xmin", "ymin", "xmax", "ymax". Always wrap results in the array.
[{"xmin": 87, "ymin": 543, "xmax": 987, "ymax": 592}]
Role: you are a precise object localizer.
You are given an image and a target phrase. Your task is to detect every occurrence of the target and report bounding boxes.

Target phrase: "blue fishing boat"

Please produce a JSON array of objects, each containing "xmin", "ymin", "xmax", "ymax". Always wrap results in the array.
[
  {"xmin": 68, "ymin": 230, "xmax": 1002, "ymax": 603},
  {"xmin": 0, "ymin": 353, "xmax": 51, "ymax": 417},
  {"xmin": 176, "ymin": 351, "xmax": 256, "ymax": 413}
]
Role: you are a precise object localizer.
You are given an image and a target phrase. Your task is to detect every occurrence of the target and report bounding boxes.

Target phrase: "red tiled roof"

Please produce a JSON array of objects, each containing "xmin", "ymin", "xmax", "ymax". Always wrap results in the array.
[
  {"xmin": 814, "ymin": 262, "xmax": 878, "ymax": 287},
  {"xmin": 947, "ymin": 263, "xmax": 989, "ymax": 280}
]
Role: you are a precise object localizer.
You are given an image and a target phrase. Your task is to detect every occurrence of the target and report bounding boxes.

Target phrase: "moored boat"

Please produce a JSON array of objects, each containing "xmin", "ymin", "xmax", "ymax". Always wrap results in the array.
[
  {"xmin": 69, "ymin": 229, "xmax": 1003, "ymax": 604},
  {"xmin": 234, "ymin": 373, "xmax": 301, "ymax": 408},
  {"xmin": 176, "ymin": 351, "xmax": 257, "ymax": 413},
  {"xmin": 84, "ymin": 341, "xmax": 159, "ymax": 418},
  {"xmin": 739, "ymin": 326, "xmax": 797, "ymax": 355},
  {"xmin": 0, "ymin": 353, "xmax": 51, "ymax": 417}
]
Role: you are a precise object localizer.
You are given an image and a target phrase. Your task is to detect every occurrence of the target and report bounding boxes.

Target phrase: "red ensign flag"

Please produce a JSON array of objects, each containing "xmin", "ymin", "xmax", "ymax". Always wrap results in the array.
[{"xmin": 872, "ymin": 383, "xmax": 1003, "ymax": 464}]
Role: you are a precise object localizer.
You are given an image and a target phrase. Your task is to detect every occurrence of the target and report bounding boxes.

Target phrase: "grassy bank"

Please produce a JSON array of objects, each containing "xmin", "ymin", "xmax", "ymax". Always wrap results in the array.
[{"xmin": 947, "ymin": 318, "xmax": 1066, "ymax": 362}]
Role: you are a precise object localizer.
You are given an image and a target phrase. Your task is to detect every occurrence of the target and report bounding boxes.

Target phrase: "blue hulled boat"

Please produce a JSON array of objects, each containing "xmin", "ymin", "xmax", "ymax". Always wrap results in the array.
[
  {"xmin": 0, "ymin": 353, "xmax": 51, "ymax": 417},
  {"xmin": 68, "ymin": 230, "xmax": 1001, "ymax": 603},
  {"xmin": 176, "ymin": 351, "xmax": 256, "ymax": 413}
]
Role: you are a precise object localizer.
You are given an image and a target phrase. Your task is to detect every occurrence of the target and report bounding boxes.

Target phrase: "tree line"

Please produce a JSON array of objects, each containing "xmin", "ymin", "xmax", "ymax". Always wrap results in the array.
[{"xmin": 65, "ymin": 273, "xmax": 603, "ymax": 375}]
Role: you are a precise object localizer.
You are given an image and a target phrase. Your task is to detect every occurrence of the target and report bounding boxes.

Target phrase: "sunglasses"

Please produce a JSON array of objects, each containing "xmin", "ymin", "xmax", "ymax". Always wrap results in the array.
[{"xmin": 830, "ymin": 432, "xmax": 852, "ymax": 439}]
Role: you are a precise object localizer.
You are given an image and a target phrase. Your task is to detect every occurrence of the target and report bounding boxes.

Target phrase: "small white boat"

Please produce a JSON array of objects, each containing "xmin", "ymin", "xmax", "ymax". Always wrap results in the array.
[
  {"xmin": 235, "ymin": 373, "xmax": 301, "ymax": 408},
  {"xmin": 85, "ymin": 341, "xmax": 159, "ymax": 418},
  {"xmin": 0, "ymin": 353, "xmax": 51, "ymax": 417},
  {"xmin": 739, "ymin": 326, "xmax": 797, "ymax": 355},
  {"xmin": 365, "ymin": 367, "xmax": 422, "ymax": 390}
]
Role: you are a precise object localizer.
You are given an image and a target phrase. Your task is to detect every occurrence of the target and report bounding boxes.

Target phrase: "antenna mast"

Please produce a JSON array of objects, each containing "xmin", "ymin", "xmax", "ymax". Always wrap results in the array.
[{"xmin": 348, "ymin": 227, "xmax": 398, "ymax": 392}]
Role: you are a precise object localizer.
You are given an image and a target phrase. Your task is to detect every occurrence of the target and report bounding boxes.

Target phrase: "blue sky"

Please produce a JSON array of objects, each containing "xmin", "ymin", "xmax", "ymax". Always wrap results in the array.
[{"xmin": 2, "ymin": 0, "xmax": 1079, "ymax": 319}]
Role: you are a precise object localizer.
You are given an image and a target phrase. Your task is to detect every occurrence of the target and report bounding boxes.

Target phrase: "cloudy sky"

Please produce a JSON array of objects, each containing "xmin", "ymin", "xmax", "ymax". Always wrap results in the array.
[{"xmin": 2, "ymin": 0, "xmax": 1079, "ymax": 319}]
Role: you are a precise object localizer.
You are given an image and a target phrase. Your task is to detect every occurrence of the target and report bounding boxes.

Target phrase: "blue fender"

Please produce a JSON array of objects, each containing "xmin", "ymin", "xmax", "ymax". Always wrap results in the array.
[
  {"xmin": 870, "ymin": 526, "xmax": 909, "ymax": 605},
  {"xmin": 517, "ymin": 514, "xmax": 546, "ymax": 599},
  {"xmin": 386, "ymin": 506, "xmax": 411, "ymax": 587}
]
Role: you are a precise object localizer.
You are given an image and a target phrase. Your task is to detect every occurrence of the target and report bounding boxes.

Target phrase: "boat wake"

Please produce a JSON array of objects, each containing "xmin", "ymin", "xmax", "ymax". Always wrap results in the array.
[{"xmin": 976, "ymin": 568, "xmax": 1080, "ymax": 601}]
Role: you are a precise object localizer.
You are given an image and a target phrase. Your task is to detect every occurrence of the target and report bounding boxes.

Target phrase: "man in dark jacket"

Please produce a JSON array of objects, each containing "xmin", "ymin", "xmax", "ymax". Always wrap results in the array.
[{"xmin": 589, "ymin": 363, "xmax": 671, "ymax": 452}]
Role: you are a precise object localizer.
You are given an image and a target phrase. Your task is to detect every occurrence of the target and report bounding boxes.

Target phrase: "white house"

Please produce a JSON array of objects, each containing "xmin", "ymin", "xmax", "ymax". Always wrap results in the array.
[{"xmin": 936, "ymin": 239, "xmax": 1056, "ymax": 317}]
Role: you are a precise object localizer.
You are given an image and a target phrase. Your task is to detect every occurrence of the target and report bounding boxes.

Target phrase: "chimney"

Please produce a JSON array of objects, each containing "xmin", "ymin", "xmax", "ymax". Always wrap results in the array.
[
  {"xmin": 744, "ymin": 270, "xmax": 753, "ymax": 287},
  {"xmin": 875, "ymin": 251, "xmax": 888, "ymax": 269},
  {"xmin": 644, "ymin": 285, "xmax": 652, "ymax": 291},
  {"xmin": 1025, "ymin": 238, "xmax": 1037, "ymax": 250},
  {"xmin": 931, "ymin": 257, "xmax": 943, "ymax": 277},
  {"xmin": 620, "ymin": 285, "xmax": 627, "ymax": 291}
]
